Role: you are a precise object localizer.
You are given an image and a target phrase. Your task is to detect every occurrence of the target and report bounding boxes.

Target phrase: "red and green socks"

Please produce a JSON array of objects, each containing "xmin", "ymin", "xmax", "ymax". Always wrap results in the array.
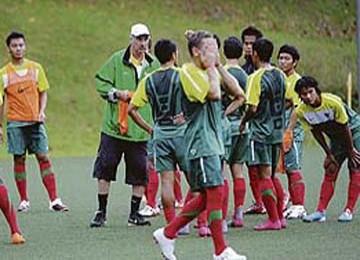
[
  {"xmin": 0, "ymin": 184, "xmax": 21, "ymax": 235},
  {"xmin": 259, "ymin": 177, "xmax": 279, "ymax": 222},
  {"xmin": 14, "ymin": 162, "xmax": 27, "ymax": 202},
  {"xmin": 288, "ymin": 171, "xmax": 305, "ymax": 205},
  {"xmin": 39, "ymin": 160, "xmax": 58, "ymax": 202},
  {"xmin": 317, "ymin": 172, "xmax": 338, "ymax": 212}
]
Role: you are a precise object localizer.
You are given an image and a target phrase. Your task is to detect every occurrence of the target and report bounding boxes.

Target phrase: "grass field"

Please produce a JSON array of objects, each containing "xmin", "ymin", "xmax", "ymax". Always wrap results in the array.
[{"xmin": 0, "ymin": 145, "xmax": 359, "ymax": 260}]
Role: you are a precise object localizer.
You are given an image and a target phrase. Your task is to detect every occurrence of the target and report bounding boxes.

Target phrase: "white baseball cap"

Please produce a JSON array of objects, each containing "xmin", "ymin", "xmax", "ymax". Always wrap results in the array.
[{"xmin": 130, "ymin": 23, "xmax": 150, "ymax": 37}]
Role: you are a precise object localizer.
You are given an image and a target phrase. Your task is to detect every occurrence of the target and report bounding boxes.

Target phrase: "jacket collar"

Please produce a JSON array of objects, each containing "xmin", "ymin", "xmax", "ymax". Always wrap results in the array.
[{"xmin": 122, "ymin": 45, "xmax": 154, "ymax": 67}]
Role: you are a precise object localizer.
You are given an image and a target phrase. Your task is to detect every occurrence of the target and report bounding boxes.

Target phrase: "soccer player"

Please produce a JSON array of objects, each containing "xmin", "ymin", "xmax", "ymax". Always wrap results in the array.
[
  {"xmin": 89, "ymin": 23, "xmax": 159, "ymax": 227},
  {"xmin": 153, "ymin": 30, "xmax": 246, "ymax": 260},
  {"xmin": 240, "ymin": 26, "xmax": 268, "ymax": 215},
  {"xmin": 277, "ymin": 45, "xmax": 307, "ymax": 219},
  {"xmin": 239, "ymin": 38, "xmax": 287, "ymax": 231},
  {"xmin": 0, "ymin": 176, "xmax": 25, "ymax": 244},
  {"xmin": 221, "ymin": 36, "xmax": 248, "ymax": 228},
  {"xmin": 290, "ymin": 76, "xmax": 360, "ymax": 223},
  {"xmin": 129, "ymin": 39, "xmax": 188, "ymax": 224},
  {"xmin": 0, "ymin": 31, "xmax": 68, "ymax": 212},
  {"xmin": 241, "ymin": 25, "xmax": 263, "ymax": 75}
]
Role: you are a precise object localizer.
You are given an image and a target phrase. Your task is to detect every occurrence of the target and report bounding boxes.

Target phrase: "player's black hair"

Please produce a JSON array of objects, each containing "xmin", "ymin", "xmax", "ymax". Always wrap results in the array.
[
  {"xmin": 295, "ymin": 76, "xmax": 322, "ymax": 95},
  {"xmin": 154, "ymin": 39, "xmax": 177, "ymax": 64},
  {"xmin": 252, "ymin": 38, "xmax": 273, "ymax": 62},
  {"xmin": 277, "ymin": 44, "xmax": 300, "ymax": 62},
  {"xmin": 6, "ymin": 31, "xmax": 25, "ymax": 47},
  {"xmin": 241, "ymin": 26, "xmax": 263, "ymax": 42},
  {"xmin": 223, "ymin": 36, "xmax": 243, "ymax": 59}
]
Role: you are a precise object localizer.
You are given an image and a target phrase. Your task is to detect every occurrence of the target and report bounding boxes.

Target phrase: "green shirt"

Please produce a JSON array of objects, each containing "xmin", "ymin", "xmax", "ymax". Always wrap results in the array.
[
  {"xmin": 221, "ymin": 65, "xmax": 248, "ymax": 136},
  {"xmin": 131, "ymin": 66, "xmax": 187, "ymax": 140},
  {"xmin": 246, "ymin": 67, "xmax": 286, "ymax": 144},
  {"xmin": 95, "ymin": 47, "xmax": 160, "ymax": 141},
  {"xmin": 180, "ymin": 63, "xmax": 224, "ymax": 159}
]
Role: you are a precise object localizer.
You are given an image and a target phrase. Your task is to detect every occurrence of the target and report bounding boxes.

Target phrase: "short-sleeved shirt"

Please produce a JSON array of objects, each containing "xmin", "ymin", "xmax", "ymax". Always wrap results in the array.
[
  {"xmin": 296, "ymin": 93, "xmax": 360, "ymax": 142},
  {"xmin": 131, "ymin": 66, "xmax": 187, "ymax": 140},
  {"xmin": 180, "ymin": 62, "xmax": 224, "ymax": 159},
  {"xmin": 221, "ymin": 65, "xmax": 248, "ymax": 136},
  {"xmin": 285, "ymin": 72, "xmax": 304, "ymax": 141},
  {"xmin": 246, "ymin": 67, "xmax": 286, "ymax": 144}
]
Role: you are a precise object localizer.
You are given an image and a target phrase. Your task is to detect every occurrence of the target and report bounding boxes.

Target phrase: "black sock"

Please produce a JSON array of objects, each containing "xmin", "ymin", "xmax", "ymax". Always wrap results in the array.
[
  {"xmin": 130, "ymin": 195, "xmax": 142, "ymax": 216},
  {"xmin": 98, "ymin": 194, "xmax": 108, "ymax": 215}
]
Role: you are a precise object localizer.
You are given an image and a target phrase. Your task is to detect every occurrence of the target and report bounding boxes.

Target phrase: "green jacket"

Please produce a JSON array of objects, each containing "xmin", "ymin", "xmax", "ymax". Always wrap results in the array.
[{"xmin": 95, "ymin": 46, "xmax": 160, "ymax": 141}]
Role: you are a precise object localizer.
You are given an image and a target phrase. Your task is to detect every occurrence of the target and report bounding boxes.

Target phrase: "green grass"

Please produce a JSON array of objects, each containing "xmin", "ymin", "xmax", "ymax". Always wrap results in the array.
[
  {"xmin": 0, "ymin": 146, "xmax": 359, "ymax": 259},
  {"xmin": 0, "ymin": 0, "xmax": 356, "ymax": 156}
]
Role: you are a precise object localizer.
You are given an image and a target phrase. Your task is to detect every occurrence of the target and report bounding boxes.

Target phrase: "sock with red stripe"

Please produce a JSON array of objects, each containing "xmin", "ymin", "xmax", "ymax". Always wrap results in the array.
[
  {"xmin": 206, "ymin": 186, "xmax": 227, "ymax": 256},
  {"xmin": 233, "ymin": 177, "xmax": 246, "ymax": 211},
  {"xmin": 197, "ymin": 208, "xmax": 208, "ymax": 228},
  {"xmin": 164, "ymin": 193, "xmax": 206, "ymax": 239},
  {"xmin": 222, "ymin": 179, "xmax": 229, "ymax": 220},
  {"xmin": 174, "ymin": 169, "xmax": 183, "ymax": 203},
  {"xmin": 163, "ymin": 206, "xmax": 176, "ymax": 223},
  {"xmin": 288, "ymin": 171, "xmax": 305, "ymax": 205},
  {"xmin": 259, "ymin": 177, "xmax": 279, "ymax": 222},
  {"xmin": 14, "ymin": 162, "xmax": 27, "ymax": 202},
  {"xmin": 248, "ymin": 166, "xmax": 262, "ymax": 205},
  {"xmin": 345, "ymin": 171, "xmax": 360, "ymax": 212},
  {"xmin": 38, "ymin": 160, "xmax": 58, "ymax": 202},
  {"xmin": 0, "ymin": 184, "xmax": 21, "ymax": 234},
  {"xmin": 145, "ymin": 165, "xmax": 159, "ymax": 208},
  {"xmin": 317, "ymin": 171, "xmax": 339, "ymax": 212},
  {"xmin": 273, "ymin": 177, "xmax": 284, "ymax": 220}
]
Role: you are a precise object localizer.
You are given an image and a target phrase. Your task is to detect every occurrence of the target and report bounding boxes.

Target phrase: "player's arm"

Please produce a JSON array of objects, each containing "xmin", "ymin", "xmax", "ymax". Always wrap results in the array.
[
  {"xmin": 340, "ymin": 123, "xmax": 360, "ymax": 167},
  {"xmin": 0, "ymin": 95, "xmax": 4, "ymax": 143},
  {"xmin": 128, "ymin": 104, "xmax": 153, "ymax": 135},
  {"xmin": 95, "ymin": 54, "xmax": 129, "ymax": 102},
  {"xmin": 206, "ymin": 67, "xmax": 221, "ymax": 101},
  {"xmin": 239, "ymin": 104, "xmax": 256, "ymax": 133},
  {"xmin": 282, "ymin": 109, "xmax": 297, "ymax": 152},
  {"xmin": 39, "ymin": 91, "xmax": 47, "ymax": 122},
  {"xmin": 128, "ymin": 77, "xmax": 152, "ymax": 135},
  {"xmin": 239, "ymin": 74, "xmax": 259, "ymax": 133}
]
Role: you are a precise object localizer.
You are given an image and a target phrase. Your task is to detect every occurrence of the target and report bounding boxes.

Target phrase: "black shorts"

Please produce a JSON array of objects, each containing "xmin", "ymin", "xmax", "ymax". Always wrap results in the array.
[{"xmin": 92, "ymin": 133, "xmax": 148, "ymax": 185}]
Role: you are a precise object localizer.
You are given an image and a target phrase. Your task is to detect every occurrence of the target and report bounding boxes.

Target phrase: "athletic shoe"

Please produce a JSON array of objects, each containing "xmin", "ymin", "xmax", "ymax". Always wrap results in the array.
[
  {"xmin": 178, "ymin": 223, "xmax": 190, "ymax": 236},
  {"xmin": 11, "ymin": 233, "xmax": 25, "ymax": 245},
  {"xmin": 280, "ymin": 218, "xmax": 287, "ymax": 229},
  {"xmin": 153, "ymin": 228, "xmax": 176, "ymax": 260},
  {"xmin": 128, "ymin": 212, "xmax": 151, "ymax": 226},
  {"xmin": 303, "ymin": 211, "xmax": 326, "ymax": 223},
  {"xmin": 228, "ymin": 217, "xmax": 244, "ymax": 228},
  {"xmin": 213, "ymin": 247, "xmax": 247, "ymax": 260},
  {"xmin": 253, "ymin": 219, "xmax": 281, "ymax": 231},
  {"xmin": 244, "ymin": 203, "xmax": 266, "ymax": 214},
  {"xmin": 49, "ymin": 198, "xmax": 69, "ymax": 212},
  {"xmin": 338, "ymin": 208, "xmax": 353, "ymax": 222},
  {"xmin": 284, "ymin": 205, "xmax": 307, "ymax": 219},
  {"xmin": 138, "ymin": 205, "xmax": 160, "ymax": 217},
  {"xmin": 198, "ymin": 226, "xmax": 211, "ymax": 237},
  {"xmin": 89, "ymin": 210, "xmax": 107, "ymax": 228},
  {"xmin": 17, "ymin": 200, "xmax": 30, "ymax": 212},
  {"xmin": 222, "ymin": 219, "xmax": 228, "ymax": 234}
]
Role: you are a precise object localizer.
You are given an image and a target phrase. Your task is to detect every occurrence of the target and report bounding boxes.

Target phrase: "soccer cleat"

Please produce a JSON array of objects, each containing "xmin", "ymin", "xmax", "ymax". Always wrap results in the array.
[
  {"xmin": 90, "ymin": 210, "xmax": 107, "ymax": 228},
  {"xmin": 178, "ymin": 223, "xmax": 190, "ymax": 236},
  {"xmin": 338, "ymin": 208, "xmax": 353, "ymax": 222},
  {"xmin": 228, "ymin": 217, "xmax": 244, "ymax": 228},
  {"xmin": 49, "ymin": 198, "xmax": 69, "ymax": 212},
  {"xmin": 213, "ymin": 247, "xmax": 247, "ymax": 260},
  {"xmin": 153, "ymin": 228, "xmax": 177, "ymax": 260},
  {"xmin": 17, "ymin": 200, "xmax": 30, "ymax": 212},
  {"xmin": 284, "ymin": 205, "xmax": 307, "ymax": 219},
  {"xmin": 11, "ymin": 233, "xmax": 25, "ymax": 245},
  {"xmin": 253, "ymin": 219, "xmax": 281, "ymax": 231},
  {"xmin": 128, "ymin": 212, "xmax": 151, "ymax": 226},
  {"xmin": 222, "ymin": 219, "xmax": 228, "ymax": 234},
  {"xmin": 244, "ymin": 203, "xmax": 266, "ymax": 214},
  {"xmin": 303, "ymin": 211, "xmax": 326, "ymax": 223},
  {"xmin": 198, "ymin": 226, "xmax": 211, "ymax": 237},
  {"xmin": 138, "ymin": 205, "xmax": 160, "ymax": 217}
]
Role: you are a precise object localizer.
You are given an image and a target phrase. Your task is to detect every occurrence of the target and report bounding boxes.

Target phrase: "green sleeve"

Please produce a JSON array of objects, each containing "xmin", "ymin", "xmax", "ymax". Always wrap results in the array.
[{"xmin": 95, "ymin": 53, "xmax": 118, "ymax": 99}]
